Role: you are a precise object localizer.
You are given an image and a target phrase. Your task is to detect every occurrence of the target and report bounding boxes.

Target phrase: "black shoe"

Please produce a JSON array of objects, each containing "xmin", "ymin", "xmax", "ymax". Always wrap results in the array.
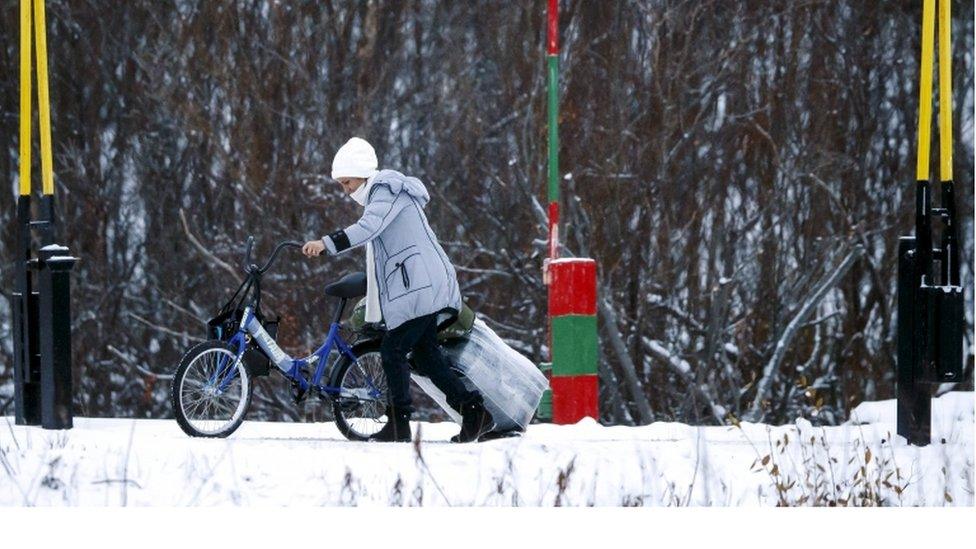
[
  {"xmin": 477, "ymin": 426, "xmax": 524, "ymax": 442},
  {"xmin": 451, "ymin": 399, "xmax": 495, "ymax": 443},
  {"xmin": 368, "ymin": 406, "xmax": 412, "ymax": 442}
]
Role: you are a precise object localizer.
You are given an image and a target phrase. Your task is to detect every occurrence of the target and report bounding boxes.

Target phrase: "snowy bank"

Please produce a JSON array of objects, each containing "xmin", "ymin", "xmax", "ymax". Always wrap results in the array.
[{"xmin": 1, "ymin": 392, "xmax": 972, "ymax": 506}]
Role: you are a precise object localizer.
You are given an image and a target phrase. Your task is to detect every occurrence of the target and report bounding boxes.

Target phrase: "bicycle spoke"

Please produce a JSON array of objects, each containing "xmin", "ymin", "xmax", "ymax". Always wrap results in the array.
[
  {"xmin": 182, "ymin": 392, "xmax": 209, "ymax": 411},
  {"xmin": 212, "ymin": 394, "xmax": 237, "ymax": 416}
]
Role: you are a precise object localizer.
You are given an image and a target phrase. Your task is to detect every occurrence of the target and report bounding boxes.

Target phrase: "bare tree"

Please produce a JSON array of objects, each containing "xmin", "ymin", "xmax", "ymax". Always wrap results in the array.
[{"xmin": 0, "ymin": 0, "xmax": 971, "ymax": 424}]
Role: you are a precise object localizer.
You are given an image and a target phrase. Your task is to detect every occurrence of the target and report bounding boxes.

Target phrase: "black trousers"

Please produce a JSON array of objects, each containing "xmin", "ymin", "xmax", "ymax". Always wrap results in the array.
[{"xmin": 380, "ymin": 312, "xmax": 477, "ymax": 415}]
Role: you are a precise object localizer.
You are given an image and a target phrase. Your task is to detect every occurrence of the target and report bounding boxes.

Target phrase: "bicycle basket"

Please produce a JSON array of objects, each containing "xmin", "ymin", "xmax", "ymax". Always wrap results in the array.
[{"xmin": 206, "ymin": 308, "xmax": 279, "ymax": 377}]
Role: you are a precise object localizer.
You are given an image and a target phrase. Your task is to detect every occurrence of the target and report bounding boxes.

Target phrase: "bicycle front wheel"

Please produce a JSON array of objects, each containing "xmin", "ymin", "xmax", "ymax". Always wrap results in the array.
[{"xmin": 172, "ymin": 340, "xmax": 253, "ymax": 438}]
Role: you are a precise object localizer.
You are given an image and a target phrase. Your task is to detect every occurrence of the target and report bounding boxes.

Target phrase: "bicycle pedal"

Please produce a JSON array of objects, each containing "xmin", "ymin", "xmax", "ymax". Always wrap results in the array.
[{"xmin": 291, "ymin": 384, "xmax": 307, "ymax": 405}]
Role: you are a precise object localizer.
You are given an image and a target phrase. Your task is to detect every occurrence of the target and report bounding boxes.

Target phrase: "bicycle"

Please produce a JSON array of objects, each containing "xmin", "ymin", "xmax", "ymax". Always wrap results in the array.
[{"xmin": 171, "ymin": 236, "xmax": 391, "ymax": 440}]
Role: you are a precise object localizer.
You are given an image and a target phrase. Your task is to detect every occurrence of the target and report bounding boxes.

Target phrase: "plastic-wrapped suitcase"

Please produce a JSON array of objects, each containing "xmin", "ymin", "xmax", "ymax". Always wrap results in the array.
[{"xmin": 413, "ymin": 318, "xmax": 549, "ymax": 431}]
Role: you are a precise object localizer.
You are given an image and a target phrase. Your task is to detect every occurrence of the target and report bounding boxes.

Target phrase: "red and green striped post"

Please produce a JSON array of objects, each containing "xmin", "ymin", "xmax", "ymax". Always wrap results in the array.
[
  {"xmin": 546, "ymin": 0, "xmax": 560, "ymax": 258},
  {"xmin": 549, "ymin": 259, "xmax": 599, "ymax": 422},
  {"xmin": 543, "ymin": 0, "xmax": 599, "ymax": 424}
]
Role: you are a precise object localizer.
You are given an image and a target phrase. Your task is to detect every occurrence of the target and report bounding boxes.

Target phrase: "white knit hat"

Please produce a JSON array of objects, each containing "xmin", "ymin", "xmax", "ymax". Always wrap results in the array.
[{"xmin": 331, "ymin": 137, "xmax": 378, "ymax": 179}]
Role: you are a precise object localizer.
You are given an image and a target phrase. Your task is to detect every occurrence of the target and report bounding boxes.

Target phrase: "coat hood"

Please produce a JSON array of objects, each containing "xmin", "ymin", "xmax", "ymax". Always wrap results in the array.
[{"xmin": 372, "ymin": 169, "xmax": 430, "ymax": 207}]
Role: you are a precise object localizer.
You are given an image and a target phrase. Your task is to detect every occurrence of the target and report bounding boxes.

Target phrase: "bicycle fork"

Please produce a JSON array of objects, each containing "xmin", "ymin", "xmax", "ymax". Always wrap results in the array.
[{"xmin": 210, "ymin": 331, "xmax": 246, "ymax": 393}]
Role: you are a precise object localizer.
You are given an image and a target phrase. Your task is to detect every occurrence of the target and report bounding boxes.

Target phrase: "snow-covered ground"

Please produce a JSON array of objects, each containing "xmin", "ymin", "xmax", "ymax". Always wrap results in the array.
[{"xmin": 1, "ymin": 392, "xmax": 972, "ymax": 506}]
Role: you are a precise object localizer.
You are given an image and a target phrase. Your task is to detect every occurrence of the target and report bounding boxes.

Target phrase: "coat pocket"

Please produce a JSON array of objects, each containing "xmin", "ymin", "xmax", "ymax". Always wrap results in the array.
[{"xmin": 383, "ymin": 247, "xmax": 432, "ymax": 301}]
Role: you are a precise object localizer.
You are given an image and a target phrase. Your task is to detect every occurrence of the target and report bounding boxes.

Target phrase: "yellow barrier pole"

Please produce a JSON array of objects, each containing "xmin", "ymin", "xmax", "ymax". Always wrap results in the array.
[
  {"xmin": 938, "ymin": 0, "xmax": 952, "ymax": 182},
  {"xmin": 19, "ymin": 0, "xmax": 32, "ymax": 196},
  {"xmin": 936, "ymin": 0, "xmax": 960, "ymax": 291},
  {"xmin": 915, "ymin": 0, "xmax": 935, "ymax": 181},
  {"xmin": 912, "ymin": 0, "xmax": 937, "ymax": 300},
  {"xmin": 34, "ymin": 0, "xmax": 54, "ymax": 197}
]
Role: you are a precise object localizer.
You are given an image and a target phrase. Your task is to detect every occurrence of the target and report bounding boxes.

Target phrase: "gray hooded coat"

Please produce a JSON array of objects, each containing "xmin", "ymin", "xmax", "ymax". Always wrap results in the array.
[{"xmin": 323, "ymin": 169, "xmax": 462, "ymax": 330}]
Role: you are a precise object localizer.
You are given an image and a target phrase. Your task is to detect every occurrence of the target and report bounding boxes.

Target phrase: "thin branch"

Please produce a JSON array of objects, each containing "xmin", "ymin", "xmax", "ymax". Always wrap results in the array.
[
  {"xmin": 745, "ymin": 245, "xmax": 864, "ymax": 422},
  {"xmin": 163, "ymin": 298, "xmax": 208, "ymax": 326},
  {"xmin": 598, "ymin": 295, "xmax": 655, "ymax": 424},
  {"xmin": 179, "ymin": 208, "xmax": 243, "ymax": 284},
  {"xmin": 107, "ymin": 345, "xmax": 176, "ymax": 381},
  {"xmin": 126, "ymin": 312, "xmax": 205, "ymax": 343},
  {"xmin": 641, "ymin": 336, "xmax": 726, "ymax": 425}
]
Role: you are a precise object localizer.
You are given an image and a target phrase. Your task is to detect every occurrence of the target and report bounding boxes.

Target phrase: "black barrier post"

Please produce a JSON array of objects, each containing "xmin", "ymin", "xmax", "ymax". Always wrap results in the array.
[
  {"xmin": 12, "ymin": 194, "xmax": 41, "ymax": 425},
  {"xmin": 896, "ymin": 237, "xmax": 931, "ymax": 445},
  {"xmin": 15, "ymin": 0, "xmax": 78, "ymax": 429},
  {"xmin": 896, "ymin": 0, "xmax": 968, "ymax": 447},
  {"xmin": 38, "ymin": 244, "xmax": 77, "ymax": 429},
  {"xmin": 895, "ymin": 182, "xmax": 964, "ymax": 446}
]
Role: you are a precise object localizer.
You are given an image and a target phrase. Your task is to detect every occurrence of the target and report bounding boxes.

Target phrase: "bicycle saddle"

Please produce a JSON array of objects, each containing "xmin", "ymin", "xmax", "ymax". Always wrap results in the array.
[{"xmin": 325, "ymin": 272, "xmax": 367, "ymax": 299}]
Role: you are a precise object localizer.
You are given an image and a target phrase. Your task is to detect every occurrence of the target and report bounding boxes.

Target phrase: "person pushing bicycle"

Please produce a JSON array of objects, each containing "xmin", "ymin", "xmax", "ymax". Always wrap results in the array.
[{"xmin": 302, "ymin": 137, "xmax": 495, "ymax": 443}]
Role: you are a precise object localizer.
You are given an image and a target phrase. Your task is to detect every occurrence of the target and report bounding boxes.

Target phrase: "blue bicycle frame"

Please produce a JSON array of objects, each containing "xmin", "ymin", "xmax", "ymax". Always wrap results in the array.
[{"xmin": 210, "ymin": 305, "xmax": 382, "ymax": 401}]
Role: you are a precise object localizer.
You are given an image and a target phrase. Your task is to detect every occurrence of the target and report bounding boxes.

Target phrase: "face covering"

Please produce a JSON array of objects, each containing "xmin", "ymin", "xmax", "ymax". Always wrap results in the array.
[{"xmin": 349, "ymin": 180, "xmax": 371, "ymax": 206}]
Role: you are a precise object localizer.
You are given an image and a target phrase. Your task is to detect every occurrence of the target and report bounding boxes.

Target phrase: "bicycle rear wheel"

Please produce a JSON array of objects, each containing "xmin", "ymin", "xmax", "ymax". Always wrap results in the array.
[
  {"xmin": 172, "ymin": 340, "xmax": 253, "ymax": 438},
  {"xmin": 330, "ymin": 341, "xmax": 390, "ymax": 441}
]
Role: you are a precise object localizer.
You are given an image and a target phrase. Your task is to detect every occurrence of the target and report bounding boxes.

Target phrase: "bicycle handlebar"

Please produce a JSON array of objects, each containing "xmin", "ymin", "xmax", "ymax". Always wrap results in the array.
[
  {"xmin": 243, "ymin": 236, "xmax": 255, "ymax": 272},
  {"xmin": 258, "ymin": 240, "xmax": 303, "ymax": 274},
  {"xmin": 242, "ymin": 236, "xmax": 303, "ymax": 275}
]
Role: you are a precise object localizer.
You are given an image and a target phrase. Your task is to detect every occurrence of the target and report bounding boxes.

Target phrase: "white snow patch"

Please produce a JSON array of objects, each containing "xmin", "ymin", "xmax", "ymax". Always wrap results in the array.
[
  {"xmin": 40, "ymin": 244, "xmax": 69, "ymax": 252},
  {"xmin": 1, "ymin": 392, "xmax": 971, "ymax": 506},
  {"xmin": 549, "ymin": 258, "xmax": 595, "ymax": 265}
]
